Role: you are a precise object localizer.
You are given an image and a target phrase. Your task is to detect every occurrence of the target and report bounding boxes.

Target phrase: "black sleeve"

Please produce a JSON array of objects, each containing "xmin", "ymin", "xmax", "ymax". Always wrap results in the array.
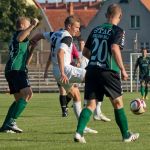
[
  {"xmin": 112, "ymin": 26, "xmax": 125, "ymax": 49},
  {"xmin": 61, "ymin": 36, "xmax": 72, "ymax": 47}
]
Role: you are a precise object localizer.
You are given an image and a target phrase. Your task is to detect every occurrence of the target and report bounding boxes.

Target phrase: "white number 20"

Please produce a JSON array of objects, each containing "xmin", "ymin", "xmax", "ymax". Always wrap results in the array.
[{"xmin": 91, "ymin": 38, "xmax": 108, "ymax": 62}]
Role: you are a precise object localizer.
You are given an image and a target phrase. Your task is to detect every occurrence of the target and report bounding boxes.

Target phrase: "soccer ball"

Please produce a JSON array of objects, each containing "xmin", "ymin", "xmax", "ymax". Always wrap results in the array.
[{"xmin": 130, "ymin": 98, "xmax": 146, "ymax": 115}]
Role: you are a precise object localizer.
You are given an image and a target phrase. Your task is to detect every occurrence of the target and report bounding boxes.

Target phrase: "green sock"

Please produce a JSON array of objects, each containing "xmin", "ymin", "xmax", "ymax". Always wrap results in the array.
[
  {"xmin": 114, "ymin": 108, "xmax": 129, "ymax": 139},
  {"xmin": 145, "ymin": 86, "xmax": 148, "ymax": 98},
  {"xmin": 2, "ymin": 101, "xmax": 16, "ymax": 127},
  {"xmin": 12, "ymin": 98, "xmax": 27, "ymax": 119},
  {"xmin": 140, "ymin": 86, "xmax": 145, "ymax": 97},
  {"xmin": 76, "ymin": 108, "xmax": 92, "ymax": 136}
]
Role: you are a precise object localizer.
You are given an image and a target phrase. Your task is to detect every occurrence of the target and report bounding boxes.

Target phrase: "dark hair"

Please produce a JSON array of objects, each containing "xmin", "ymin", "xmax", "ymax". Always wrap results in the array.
[{"xmin": 64, "ymin": 15, "xmax": 80, "ymax": 28}]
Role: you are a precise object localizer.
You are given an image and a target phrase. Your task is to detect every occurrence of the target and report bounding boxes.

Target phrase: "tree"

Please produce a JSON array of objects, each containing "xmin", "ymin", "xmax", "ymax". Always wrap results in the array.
[{"xmin": 0, "ymin": 0, "xmax": 42, "ymax": 43}]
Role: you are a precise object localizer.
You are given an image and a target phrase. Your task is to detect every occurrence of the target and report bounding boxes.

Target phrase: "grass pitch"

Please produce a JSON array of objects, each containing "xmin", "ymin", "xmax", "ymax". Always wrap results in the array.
[{"xmin": 0, "ymin": 92, "xmax": 150, "ymax": 150}]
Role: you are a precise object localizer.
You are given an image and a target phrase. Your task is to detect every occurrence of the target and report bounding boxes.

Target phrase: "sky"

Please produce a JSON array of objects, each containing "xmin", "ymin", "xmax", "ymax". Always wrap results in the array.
[{"xmin": 37, "ymin": 0, "xmax": 96, "ymax": 3}]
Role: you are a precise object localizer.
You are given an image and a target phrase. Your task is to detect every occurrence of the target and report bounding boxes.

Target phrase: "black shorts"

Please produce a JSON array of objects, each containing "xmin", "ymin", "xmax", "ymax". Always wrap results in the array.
[
  {"xmin": 145, "ymin": 76, "xmax": 150, "ymax": 83},
  {"xmin": 5, "ymin": 71, "xmax": 30, "ymax": 94},
  {"xmin": 140, "ymin": 75, "xmax": 150, "ymax": 84},
  {"xmin": 84, "ymin": 68, "xmax": 122, "ymax": 100}
]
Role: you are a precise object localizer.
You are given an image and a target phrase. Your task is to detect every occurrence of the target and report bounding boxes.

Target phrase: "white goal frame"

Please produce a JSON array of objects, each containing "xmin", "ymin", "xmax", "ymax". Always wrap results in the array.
[{"xmin": 130, "ymin": 53, "xmax": 150, "ymax": 92}]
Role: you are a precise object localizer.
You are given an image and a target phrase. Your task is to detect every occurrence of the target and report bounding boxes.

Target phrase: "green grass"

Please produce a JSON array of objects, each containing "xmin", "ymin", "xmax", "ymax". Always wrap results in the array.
[{"xmin": 0, "ymin": 92, "xmax": 150, "ymax": 150}]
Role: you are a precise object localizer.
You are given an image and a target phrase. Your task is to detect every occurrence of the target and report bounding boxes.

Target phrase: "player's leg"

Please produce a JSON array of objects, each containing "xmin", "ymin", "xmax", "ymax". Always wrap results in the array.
[
  {"xmin": 93, "ymin": 96, "xmax": 111, "ymax": 122},
  {"xmin": 105, "ymin": 71, "xmax": 139, "ymax": 142},
  {"xmin": 68, "ymin": 85, "xmax": 97, "ymax": 134},
  {"xmin": 144, "ymin": 78, "xmax": 150, "ymax": 100},
  {"xmin": 1, "ymin": 71, "xmax": 32, "ymax": 133},
  {"xmin": 69, "ymin": 85, "xmax": 82, "ymax": 120},
  {"xmin": 110, "ymin": 96, "xmax": 139, "ymax": 142},
  {"xmin": 57, "ymin": 83, "xmax": 68, "ymax": 117},
  {"xmin": 140, "ymin": 80, "xmax": 145, "ymax": 99},
  {"xmin": 74, "ymin": 69, "xmax": 99, "ymax": 143}
]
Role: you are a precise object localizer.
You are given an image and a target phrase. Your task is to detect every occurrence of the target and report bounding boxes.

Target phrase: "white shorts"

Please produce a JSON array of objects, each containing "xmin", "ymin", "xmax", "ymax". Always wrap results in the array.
[{"xmin": 53, "ymin": 65, "xmax": 86, "ymax": 92}]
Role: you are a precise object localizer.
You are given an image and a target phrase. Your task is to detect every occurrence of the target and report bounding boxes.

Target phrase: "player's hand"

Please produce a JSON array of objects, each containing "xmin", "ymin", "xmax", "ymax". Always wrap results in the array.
[
  {"xmin": 121, "ymin": 69, "xmax": 128, "ymax": 81},
  {"xmin": 31, "ymin": 18, "xmax": 39, "ymax": 27},
  {"xmin": 60, "ymin": 73, "xmax": 69, "ymax": 84}
]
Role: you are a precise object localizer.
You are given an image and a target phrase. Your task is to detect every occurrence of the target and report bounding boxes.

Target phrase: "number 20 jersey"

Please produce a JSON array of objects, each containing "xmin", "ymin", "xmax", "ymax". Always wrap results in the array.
[{"xmin": 85, "ymin": 23, "xmax": 125, "ymax": 73}]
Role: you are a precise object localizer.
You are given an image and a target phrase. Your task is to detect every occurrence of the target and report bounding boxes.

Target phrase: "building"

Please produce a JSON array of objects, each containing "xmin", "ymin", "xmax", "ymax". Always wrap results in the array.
[{"xmin": 82, "ymin": 0, "xmax": 150, "ymax": 52}]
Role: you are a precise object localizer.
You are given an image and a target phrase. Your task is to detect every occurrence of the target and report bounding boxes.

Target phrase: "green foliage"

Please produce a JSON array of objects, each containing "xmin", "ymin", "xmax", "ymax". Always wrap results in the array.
[
  {"xmin": 0, "ymin": 93, "xmax": 150, "ymax": 150},
  {"xmin": 0, "ymin": 0, "xmax": 42, "ymax": 42}
]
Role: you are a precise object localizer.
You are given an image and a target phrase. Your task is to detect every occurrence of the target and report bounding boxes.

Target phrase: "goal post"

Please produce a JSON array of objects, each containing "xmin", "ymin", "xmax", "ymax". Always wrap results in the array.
[
  {"xmin": 130, "ymin": 53, "xmax": 141, "ymax": 92},
  {"xmin": 130, "ymin": 53, "xmax": 150, "ymax": 92}
]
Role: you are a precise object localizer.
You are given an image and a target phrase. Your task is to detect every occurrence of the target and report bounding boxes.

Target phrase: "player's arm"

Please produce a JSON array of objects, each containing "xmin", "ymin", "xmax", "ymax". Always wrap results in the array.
[
  {"xmin": 44, "ymin": 52, "xmax": 51, "ymax": 79},
  {"xmin": 57, "ymin": 48, "xmax": 69, "ymax": 84},
  {"xmin": 82, "ymin": 47, "xmax": 91, "ymax": 59},
  {"xmin": 111, "ymin": 44, "xmax": 128, "ymax": 80},
  {"xmin": 111, "ymin": 28, "xmax": 128, "ymax": 81},
  {"xmin": 133, "ymin": 59, "xmax": 139, "ymax": 77},
  {"xmin": 26, "ymin": 45, "xmax": 34, "ymax": 66},
  {"xmin": 17, "ymin": 18, "xmax": 39, "ymax": 42}
]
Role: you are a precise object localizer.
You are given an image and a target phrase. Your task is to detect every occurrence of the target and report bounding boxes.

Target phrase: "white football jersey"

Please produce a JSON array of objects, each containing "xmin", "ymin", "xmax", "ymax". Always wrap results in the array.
[{"xmin": 43, "ymin": 29, "xmax": 73, "ymax": 68}]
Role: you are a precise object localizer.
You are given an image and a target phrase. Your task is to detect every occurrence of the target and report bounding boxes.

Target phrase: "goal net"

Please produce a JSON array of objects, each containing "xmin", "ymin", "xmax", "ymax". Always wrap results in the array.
[{"xmin": 130, "ymin": 53, "xmax": 150, "ymax": 92}]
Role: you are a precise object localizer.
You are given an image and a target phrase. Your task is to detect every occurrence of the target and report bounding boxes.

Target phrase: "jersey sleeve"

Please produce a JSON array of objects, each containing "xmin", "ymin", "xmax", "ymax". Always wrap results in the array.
[
  {"xmin": 60, "ymin": 36, "xmax": 72, "ymax": 52},
  {"xmin": 43, "ymin": 32, "xmax": 53, "ymax": 42},
  {"xmin": 112, "ymin": 27, "xmax": 125, "ymax": 49}
]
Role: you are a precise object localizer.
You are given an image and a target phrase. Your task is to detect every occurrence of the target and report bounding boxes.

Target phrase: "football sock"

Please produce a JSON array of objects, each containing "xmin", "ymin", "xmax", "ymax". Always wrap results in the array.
[
  {"xmin": 66, "ymin": 95, "xmax": 72, "ymax": 106},
  {"xmin": 145, "ymin": 86, "xmax": 148, "ymax": 98},
  {"xmin": 76, "ymin": 108, "xmax": 92, "ymax": 136},
  {"xmin": 83, "ymin": 99, "xmax": 87, "ymax": 107},
  {"xmin": 59, "ymin": 95, "xmax": 67, "ymax": 113},
  {"xmin": 2, "ymin": 101, "xmax": 16, "ymax": 127},
  {"xmin": 12, "ymin": 98, "xmax": 27, "ymax": 119},
  {"xmin": 114, "ymin": 108, "xmax": 129, "ymax": 139},
  {"xmin": 94, "ymin": 101, "xmax": 102, "ymax": 116},
  {"xmin": 73, "ymin": 101, "xmax": 82, "ymax": 120},
  {"xmin": 140, "ymin": 86, "xmax": 145, "ymax": 97}
]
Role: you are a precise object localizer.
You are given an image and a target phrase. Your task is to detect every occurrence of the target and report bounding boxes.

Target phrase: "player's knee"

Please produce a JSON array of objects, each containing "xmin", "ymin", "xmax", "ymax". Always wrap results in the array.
[
  {"xmin": 112, "ymin": 97, "xmax": 123, "ymax": 109},
  {"xmin": 21, "ymin": 88, "xmax": 33, "ymax": 101}
]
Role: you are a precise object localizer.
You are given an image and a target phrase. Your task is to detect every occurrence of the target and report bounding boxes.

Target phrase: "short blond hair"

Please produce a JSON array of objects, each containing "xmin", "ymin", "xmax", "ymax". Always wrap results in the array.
[
  {"xmin": 64, "ymin": 15, "xmax": 80, "ymax": 28},
  {"xmin": 16, "ymin": 17, "xmax": 30, "ymax": 29},
  {"xmin": 106, "ymin": 4, "xmax": 122, "ymax": 18}
]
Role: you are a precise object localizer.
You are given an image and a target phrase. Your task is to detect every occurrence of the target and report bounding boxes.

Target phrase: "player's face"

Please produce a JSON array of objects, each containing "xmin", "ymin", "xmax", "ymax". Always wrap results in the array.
[
  {"xmin": 21, "ymin": 19, "xmax": 31, "ymax": 30},
  {"xmin": 116, "ymin": 12, "xmax": 122, "ymax": 24},
  {"xmin": 68, "ymin": 22, "xmax": 80, "ymax": 37},
  {"xmin": 142, "ymin": 49, "xmax": 147, "ymax": 57}
]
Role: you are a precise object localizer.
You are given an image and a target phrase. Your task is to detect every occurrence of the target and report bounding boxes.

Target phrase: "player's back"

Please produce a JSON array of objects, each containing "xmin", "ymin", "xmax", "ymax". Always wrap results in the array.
[{"xmin": 86, "ymin": 23, "xmax": 125, "ymax": 73}]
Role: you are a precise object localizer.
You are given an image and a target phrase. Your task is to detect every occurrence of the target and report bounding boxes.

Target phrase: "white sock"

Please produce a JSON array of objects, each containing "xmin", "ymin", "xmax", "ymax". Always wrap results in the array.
[
  {"xmin": 73, "ymin": 101, "xmax": 82, "ymax": 120},
  {"xmin": 94, "ymin": 101, "xmax": 102, "ymax": 116},
  {"xmin": 84, "ymin": 99, "xmax": 87, "ymax": 107}
]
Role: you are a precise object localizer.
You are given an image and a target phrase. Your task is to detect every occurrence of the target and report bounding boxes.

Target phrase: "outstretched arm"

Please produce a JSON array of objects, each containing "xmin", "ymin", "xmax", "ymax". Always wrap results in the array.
[
  {"xmin": 17, "ymin": 18, "xmax": 39, "ymax": 42},
  {"xmin": 44, "ymin": 52, "xmax": 51, "ymax": 79}
]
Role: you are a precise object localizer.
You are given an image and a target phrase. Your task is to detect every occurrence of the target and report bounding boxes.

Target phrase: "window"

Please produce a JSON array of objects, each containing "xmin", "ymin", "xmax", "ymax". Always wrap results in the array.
[
  {"xmin": 140, "ymin": 42, "xmax": 149, "ymax": 49},
  {"xmin": 131, "ymin": 15, "xmax": 140, "ymax": 29}
]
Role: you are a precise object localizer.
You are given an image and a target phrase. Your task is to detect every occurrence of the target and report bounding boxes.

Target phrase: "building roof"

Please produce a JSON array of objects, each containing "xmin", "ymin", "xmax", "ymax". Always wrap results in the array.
[
  {"xmin": 140, "ymin": 0, "xmax": 150, "ymax": 11},
  {"xmin": 39, "ymin": 1, "xmax": 100, "ymax": 31}
]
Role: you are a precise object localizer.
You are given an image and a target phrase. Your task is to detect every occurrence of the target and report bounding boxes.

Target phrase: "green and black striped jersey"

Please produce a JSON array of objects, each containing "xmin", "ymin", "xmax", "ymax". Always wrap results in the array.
[
  {"xmin": 5, "ymin": 31, "xmax": 29, "ymax": 73},
  {"xmin": 85, "ymin": 23, "xmax": 125, "ymax": 73}
]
